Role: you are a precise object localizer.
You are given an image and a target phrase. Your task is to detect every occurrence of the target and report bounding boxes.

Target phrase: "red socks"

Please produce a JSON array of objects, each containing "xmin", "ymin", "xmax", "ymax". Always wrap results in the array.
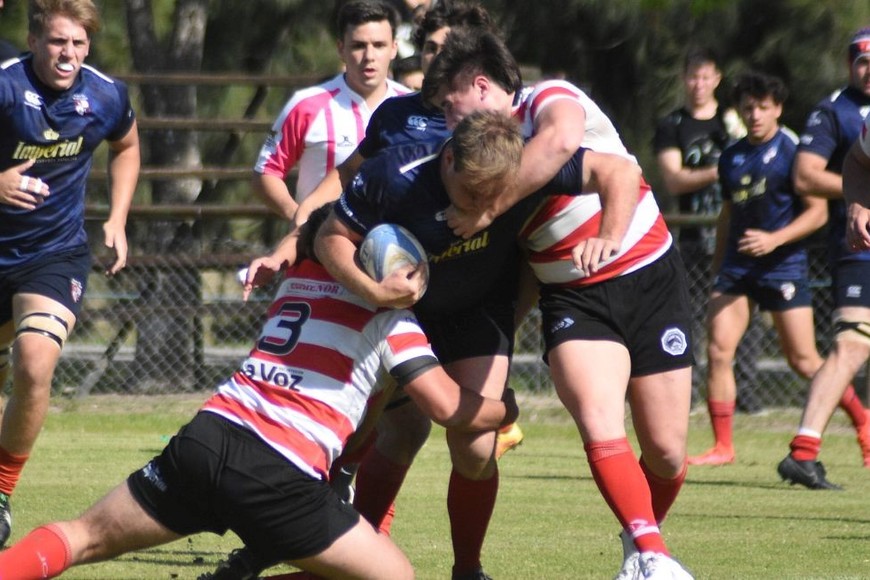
[
  {"xmin": 640, "ymin": 457, "xmax": 686, "ymax": 524},
  {"xmin": 839, "ymin": 385, "xmax": 867, "ymax": 428},
  {"xmin": 708, "ymin": 400, "xmax": 736, "ymax": 450},
  {"xmin": 585, "ymin": 438, "xmax": 668, "ymax": 555},
  {"xmin": 0, "ymin": 446, "xmax": 29, "ymax": 496},
  {"xmin": 789, "ymin": 434, "xmax": 822, "ymax": 462},
  {"xmin": 0, "ymin": 524, "xmax": 71, "ymax": 579},
  {"xmin": 448, "ymin": 468, "xmax": 498, "ymax": 575},
  {"xmin": 352, "ymin": 447, "xmax": 410, "ymax": 535}
]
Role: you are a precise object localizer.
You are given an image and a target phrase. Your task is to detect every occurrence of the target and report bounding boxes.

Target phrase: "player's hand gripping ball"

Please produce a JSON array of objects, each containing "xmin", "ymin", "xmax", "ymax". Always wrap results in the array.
[{"xmin": 359, "ymin": 224, "xmax": 429, "ymax": 295}]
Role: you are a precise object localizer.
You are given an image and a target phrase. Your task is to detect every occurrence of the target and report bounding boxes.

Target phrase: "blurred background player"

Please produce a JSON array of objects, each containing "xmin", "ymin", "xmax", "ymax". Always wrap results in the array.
[
  {"xmin": 652, "ymin": 47, "xmax": 767, "ymax": 415},
  {"xmin": 252, "ymin": 0, "xmax": 407, "ymax": 221},
  {"xmin": 689, "ymin": 72, "xmax": 827, "ymax": 466},
  {"xmin": 0, "ymin": 0, "xmax": 21, "ymax": 61},
  {"xmin": 0, "ymin": 204, "xmax": 518, "ymax": 580},
  {"xmin": 778, "ymin": 27, "xmax": 870, "ymax": 489},
  {"xmin": 0, "ymin": 0, "xmax": 140, "ymax": 546},
  {"xmin": 392, "ymin": 53, "xmax": 423, "ymax": 91}
]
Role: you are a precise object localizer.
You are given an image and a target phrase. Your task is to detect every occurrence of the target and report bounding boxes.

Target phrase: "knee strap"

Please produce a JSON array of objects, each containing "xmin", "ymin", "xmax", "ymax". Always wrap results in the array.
[
  {"xmin": 833, "ymin": 318, "xmax": 870, "ymax": 347},
  {"xmin": 16, "ymin": 312, "xmax": 69, "ymax": 350}
]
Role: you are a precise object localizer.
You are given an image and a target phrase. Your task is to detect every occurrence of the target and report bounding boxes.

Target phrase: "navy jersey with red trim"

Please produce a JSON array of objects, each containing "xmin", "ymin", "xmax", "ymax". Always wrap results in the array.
[
  {"xmin": 337, "ymin": 141, "xmax": 588, "ymax": 317},
  {"xmin": 718, "ymin": 129, "xmax": 807, "ymax": 279},
  {"xmin": 797, "ymin": 86, "xmax": 870, "ymax": 265},
  {"xmin": 0, "ymin": 56, "xmax": 135, "ymax": 269},
  {"xmin": 356, "ymin": 91, "xmax": 448, "ymax": 159}
]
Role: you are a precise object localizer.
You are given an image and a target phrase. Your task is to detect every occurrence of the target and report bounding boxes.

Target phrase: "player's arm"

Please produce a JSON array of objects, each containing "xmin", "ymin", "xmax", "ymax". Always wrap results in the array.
[
  {"xmin": 448, "ymin": 99, "xmax": 587, "ymax": 238},
  {"xmin": 738, "ymin": 193, "xmax": 827, "ymax": 258},
  {"xmin": 793, "ymin": 150, "xmax": 842, "ymax": 199},
  {"xmin": 571, "ymin": 149, "xmax": 641, "ymax": 274},
  {"xmin": 253, "ymin": 172, "xmax": 298, "ymax": 222},
  {"xmin": 844, "ymin": 136, "xmax": 870, "ymax": 251},
  {"xmin": 293, "ymin": 149, "xmax": 366, "ymax": 228},
  {"xmin": 656, "ymin": 147, "xmax": 718, "ymax": 196},
  {"xmin": 104, "ymin": 119, "xmax": 140, "ymax": 276},
  {"xmin": 315, "ymin": 210, "xmax": 425, "ymax": 308},
  {"xmin": 401, "ymin": 363, "xmax": 518, "ymax": 431}
]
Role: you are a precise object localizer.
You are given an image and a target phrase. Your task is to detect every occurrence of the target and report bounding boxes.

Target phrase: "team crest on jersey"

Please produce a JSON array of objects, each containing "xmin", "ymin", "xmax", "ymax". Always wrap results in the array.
[
  {"xmin": 762, "ymin": 145, "xmax": 778, "ymax": 165},
  {"xmin": 72, "ymin": 94, "xmax": 90, "ymax": 115},
  {"xmin": 660, "ymin": 327, "xmax": 687, "ymax": 356},
  {"xmin": 70, "ymin": 278, "xmax": 83, "ymax": 303},
  {"xmin": 43, "ymin": 128, "xmax": 59, "ymax": 141},
  {"xmin": 406, "ymin": 115, "xmax": 428, "ymax": 131},
  {"xmin": 780, "ymin": 282, "xmax": 796, "ymax": 301},
  {"xmin": 24, "ymin": 90, "xmax": 42, "ymax": 109}
]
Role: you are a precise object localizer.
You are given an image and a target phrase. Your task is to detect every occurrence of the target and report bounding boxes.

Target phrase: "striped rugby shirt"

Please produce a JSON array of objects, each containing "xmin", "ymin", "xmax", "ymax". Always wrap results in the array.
[
  {"xmin": 201, "ymin": 259, "xmax": 436, "ymax": 480},
  {"xmin": 254, "ymin": 73, "xmax": 408, "ymax": 203},
  {"xmin": 515, "ymin": 80, "xmax": 673, "ymax": 286}
]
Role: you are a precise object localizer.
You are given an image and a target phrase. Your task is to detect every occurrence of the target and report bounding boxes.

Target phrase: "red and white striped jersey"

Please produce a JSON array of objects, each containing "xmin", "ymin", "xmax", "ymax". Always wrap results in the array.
[
  {"xmin": 513, "ymin": 79, "xmax": 672, "ymax": 286},
  {"xmin": 201, "ymin": 260, "xmax": 435, "ymax": 480},
  {"xmin": 254, "ymin": 73, "xmax": 409, "ymax": 202},
  {"xmin": 521, "ymin": 184, "xmax": 672, "ymax": 286}
]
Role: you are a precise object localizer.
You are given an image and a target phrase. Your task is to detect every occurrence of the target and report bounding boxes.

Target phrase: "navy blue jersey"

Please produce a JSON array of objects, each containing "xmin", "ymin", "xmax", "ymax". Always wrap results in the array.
[
  {"xmin": 718, "ymin": 129, "xmax": 807, "ymax": 280},
  {"xmin": 336, "ymin": 140, "xmax": 586, "ymax": 318},
  {"xmin": 0, "ymin": 55, "xmax": 135, "ymax": 269},
  {"xmin": 798, "ymin": 86, "xmax": 870, "ymax": 265},
  {"xmin": 356, "ymin": 92, "xmax": 448, "ymax": 158}
]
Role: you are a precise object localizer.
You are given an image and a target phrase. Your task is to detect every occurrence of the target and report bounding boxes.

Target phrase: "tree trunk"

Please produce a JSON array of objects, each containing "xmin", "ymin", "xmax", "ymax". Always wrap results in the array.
[{"xmin": 124, "ymin": 0, "xmax": 207, "ymax": 390}]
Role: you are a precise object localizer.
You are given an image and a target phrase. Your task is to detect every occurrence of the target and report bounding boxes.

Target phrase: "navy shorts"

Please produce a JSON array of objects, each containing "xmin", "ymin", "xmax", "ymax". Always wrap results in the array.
[
  {"xmin": 539, "ymin": 248, "xmax": 694, "ymax": 377},
  {"xmin": 416, "ymin": 300, "xmax": 514, "ymax": 364},
  {"xmin": 127, "ymin": 412, "xmax": 360, "ymax": 566},
  {"xmin": 0, "ymin": 245, "xmax": 91, "ymax": 325},
  {"xmin": 832, "ymin": 261, "xmax": 870, "ymax": 309},
  {"xmin": 712, "ymin": 271, "xmax": 812, "ymax": 312}
]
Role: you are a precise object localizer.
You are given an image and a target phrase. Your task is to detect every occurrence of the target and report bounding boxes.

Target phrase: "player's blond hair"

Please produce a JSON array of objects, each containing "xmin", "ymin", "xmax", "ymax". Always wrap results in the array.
[
  {"xmin": 450, "ymin": 110, "xmax": 522, "ymax": 205},
  {"xmin": 29, "ymin": 0, "xmax": 101, "ymax": 37}
]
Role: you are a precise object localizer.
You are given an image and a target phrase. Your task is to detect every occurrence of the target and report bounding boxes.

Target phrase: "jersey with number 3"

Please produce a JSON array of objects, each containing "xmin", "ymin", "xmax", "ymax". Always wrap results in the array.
[{"xmin": 201, "ymin": 260, "xmax": 437, "ymax": 480}]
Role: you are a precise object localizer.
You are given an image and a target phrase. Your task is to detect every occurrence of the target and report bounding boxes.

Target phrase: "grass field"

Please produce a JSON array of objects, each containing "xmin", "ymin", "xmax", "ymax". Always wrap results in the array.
[{"xmin": 7, "ymin": 392, "xmax": 870, "ymax": 579}]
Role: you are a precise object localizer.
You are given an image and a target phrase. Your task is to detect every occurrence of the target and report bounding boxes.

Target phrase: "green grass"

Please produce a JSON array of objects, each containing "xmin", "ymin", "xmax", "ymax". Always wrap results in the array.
[{"xmin": 7, "ymin": 394, "xmax": 870, "ymax": 579}]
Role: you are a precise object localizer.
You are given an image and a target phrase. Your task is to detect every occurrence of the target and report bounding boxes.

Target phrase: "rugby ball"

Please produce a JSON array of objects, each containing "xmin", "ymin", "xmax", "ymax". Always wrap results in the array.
[{"xmin": 359, "ymin": 223, "xmax": 429, "ymax": 288}]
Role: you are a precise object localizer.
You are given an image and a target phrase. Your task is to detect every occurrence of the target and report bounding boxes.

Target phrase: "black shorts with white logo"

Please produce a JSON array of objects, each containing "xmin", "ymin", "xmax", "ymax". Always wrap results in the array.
[
  {"xmin": 539, "ymin": 248, "xmax": 694, "ymax": 377},
  {"xmin": 832, "ymin": 260, "xmax": 870, "ymax": 309},
  {"xmin": 0, "ymin": 244, "xmax": 91, "ymax": 325},
  {"xmin": 127, "ymin": 412, "xmax": 359, "ymax": 566}
]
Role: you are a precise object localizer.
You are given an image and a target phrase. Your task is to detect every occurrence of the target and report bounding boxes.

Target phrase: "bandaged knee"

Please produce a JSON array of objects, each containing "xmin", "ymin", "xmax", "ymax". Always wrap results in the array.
[
  {"xmin": 16, "ymin": 312, "xmax": 69, "ymax": 350},
  {"xmin": 833, "ymin": 317, "xmax": 870, "ymax": 347}
]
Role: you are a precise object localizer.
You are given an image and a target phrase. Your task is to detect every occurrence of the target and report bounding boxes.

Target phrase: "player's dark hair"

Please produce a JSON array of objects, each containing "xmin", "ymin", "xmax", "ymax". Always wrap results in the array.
[
  {"xmin": 393, "ymin": 54, "xmax": 422, "ymax": 80},
  {"xmin": 299, "ymin": 203, "xmax": 336, "ymax": 264},
  {"xmin": 422, "ymin": 28, "xmax": 522, "ymax": 101},
  {"xmin": 29, "ymin": 0, "xmax": 101, "ymax": 37},
  {"xmin": 336, "ymin": 0, "xmax": 399, "ymax": 40},
  {"xmin": 412, "ymin": 1, "xmax": 496, "ymax": 52},
  {"xmin": 683, "ymin": 46, "xmax": 720, "ymax": 74},
  {"xmin": 731, "ymin": 71, "xmax": 788, "ymax": 105}
]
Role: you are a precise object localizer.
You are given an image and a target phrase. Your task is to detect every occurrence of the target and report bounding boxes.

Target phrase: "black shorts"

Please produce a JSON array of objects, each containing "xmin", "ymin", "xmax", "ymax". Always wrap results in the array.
[
  {"xmin": 832, "ymin": 261, "xmax": 870, "ymax": 309},
  {"xmin": 416, "ymin": 300, "xmax": 514, "ymax": 364},
  {"xmin": 712, "ymin": 271, "xmax": 812, "ymax": 311},
  {"xmin": 0, "ymin": 245, "xmax": 91, "ymax": 325},
  {"xmin": 539, "ymin": 248, "xmax": 694, "ymax": 377},
  {"xmin": 127, "ymin": 412, "xmax": 359, "ymax": 565}
]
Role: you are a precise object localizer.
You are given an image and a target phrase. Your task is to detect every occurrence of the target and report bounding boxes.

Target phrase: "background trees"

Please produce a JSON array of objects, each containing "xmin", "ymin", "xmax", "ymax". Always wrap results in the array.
[{"xmin": 1, "ymin": 0, "xmax": 868, "ymax": 199}]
